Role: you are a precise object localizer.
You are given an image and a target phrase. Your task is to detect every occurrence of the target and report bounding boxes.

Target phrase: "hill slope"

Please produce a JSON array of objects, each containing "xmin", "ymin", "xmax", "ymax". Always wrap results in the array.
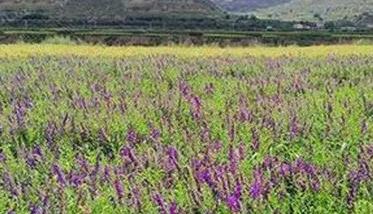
[
  {"xmin": 212, "ymin": 0, "xmax": 373, "ymax": 22},
  {"xmin": 254, "ymin": 0, "xmax": 373, "ymax": 22},
  {"xmin": 0, "ymin": 0, "xmax": 220, "ymax": 20},
  {"xmin": 211, "ymin": 0, "xmax": 290, "ymax": 13}
]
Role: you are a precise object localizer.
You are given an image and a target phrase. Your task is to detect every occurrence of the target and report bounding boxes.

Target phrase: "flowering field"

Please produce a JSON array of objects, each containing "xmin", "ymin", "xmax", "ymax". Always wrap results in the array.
[{"xmin": 0, "ymin": 45, "xmax": 372, "ymax": 213}]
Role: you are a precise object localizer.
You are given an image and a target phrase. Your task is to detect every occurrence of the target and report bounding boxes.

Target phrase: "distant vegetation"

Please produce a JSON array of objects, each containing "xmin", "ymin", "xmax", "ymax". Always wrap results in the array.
[
  {"xmin": 0, "ymin": 0, "xmax": 372, "ymax": 46},
  {"xmin": 254, "ymin": 0, "xmax": 373, "ymax": 22}
]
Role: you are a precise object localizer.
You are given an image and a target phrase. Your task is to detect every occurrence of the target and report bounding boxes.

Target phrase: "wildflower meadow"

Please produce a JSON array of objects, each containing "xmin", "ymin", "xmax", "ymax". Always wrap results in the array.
[{"xmin": 0, "ymin": 44, "xmax": 372, "ymax": 213}]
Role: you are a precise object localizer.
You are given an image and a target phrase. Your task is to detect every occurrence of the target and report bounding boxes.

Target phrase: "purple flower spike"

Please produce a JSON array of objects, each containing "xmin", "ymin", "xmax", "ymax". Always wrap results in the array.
[
  {"xmin": 126, "ymin": 129, "xmax": 138, "ymax": 144},
  {"xmin": 279, "ymin": 163, "xmax": 291, "ymax": 177},
  {"xmin": 290, "ymin": 113, "xmax": 300, "ymax": 138},
  {"xmin": 179, "ymin": 81, "xmax": 191, "ymax": 98},
  {"xmin": 113, "ymin": 179, "xmax": 124, "ymax": 200},
  {"xmin": 167, "ymin": 147, "xmax": 179, "ymax": 162},
  {"xmin": 190, "ymin": 95, "xmax": 202, "ymax": 119},
  {"xmin": 131, "ymin": 187, "xmax": 141, "ymax": 209},
  {"xmin": 120, "ymin": 146, "xmax": 136, "ymax": 163},
  {"xmin": 32, "ymin": 145, "xmax": 43, "ymax": 158},
  {"xmin": 2, "ymin": 171, "xmax": 19, "ymax": 197},
  {"xmin": 229, "ymin": 148, "xmax": 239, "ymax": 174},
  {"xmin": 249, "ymin": 168, "xmax": 266, "ymax": 200},
  {"xmin": 150, "ymin": 127, "xmax": 161, "ymax": 141},
  {"xmin": 104, "ymin": 165, "xmax": 111, "ymax": 183},
  {"xmin": 51, "ymin": 164, "xmax": 66, "ymax": 187},
  {"xmin": 226, "ymin": 182, "xmax": 242, "ymax": 212},
  {"xmin": 226, "ymin": 195, "xmax": 241, "ymax": 213},
  {"xmin": 30, "ymin": 204, "xmax": 43, "ymax": 214},
  {"xmin": 152, "ymin": 193, "xmax": 167, "ymax": 214},
  {"xmin": 249, "ymin": 180, "xmax": 262, "ymax": 200},
  {"xmin": 169, "ymin": 201, "xmax": 179, "ymax": 214}
]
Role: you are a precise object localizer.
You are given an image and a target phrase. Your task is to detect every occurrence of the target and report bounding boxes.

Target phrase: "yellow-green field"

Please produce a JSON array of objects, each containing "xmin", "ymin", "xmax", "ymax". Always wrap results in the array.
[{"xmin": 1, "ymin": 44, "xmax": 373, "ymax": 58}]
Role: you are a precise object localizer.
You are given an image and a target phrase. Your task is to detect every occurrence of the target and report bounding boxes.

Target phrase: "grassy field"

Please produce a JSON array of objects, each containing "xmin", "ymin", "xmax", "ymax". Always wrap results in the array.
[
  {"xmin": 1, "ymin": 44, "xmax": 373, "ymax": 58},
  {"xmin": 0, "ymin": 45, "xmax": 372, "ymax": 213}
]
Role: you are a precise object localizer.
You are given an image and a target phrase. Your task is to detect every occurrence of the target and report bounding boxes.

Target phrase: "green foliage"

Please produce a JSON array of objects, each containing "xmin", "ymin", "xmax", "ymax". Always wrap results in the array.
[{"xmin": 41, "ymin": 35, "xmax": 79, "ymax": 45}]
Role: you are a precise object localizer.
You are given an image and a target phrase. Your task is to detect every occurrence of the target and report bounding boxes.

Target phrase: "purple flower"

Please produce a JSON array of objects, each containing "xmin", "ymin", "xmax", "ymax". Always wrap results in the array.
[
  {"xmin": 13, "ymin": 100, "xmax": 28, "ymax": 130},
  {"xmin": 32, "ymin": 145, "xmax": 43, "ymax": 158},
  {"xmin": 201, "ymin": 127, "xmax": 210, "ymax": 142},
  {"xmin": 113, "ymin": 179, "xmax": 124, "ymax": 200},
  {"xmin": 310, "ymin": 178, "xmax": 320, "ymax": 192},
  {"xmin": 169, "ymin": 202, "xmax": 179, "ymax": 214},
  {"xmin": 179, "ymin": 81, "xmax": 191, "ymax": 98},
  {"xmin": 150, "ymin": 127, "xmax": 161, "ymax": 141},
  {"xmin": 290, "ymin": 113, "xmax": 300, "ymax": 138},
  {"xmin": 226, "ymin": 195, "xmax": 241, "ymax": 213},
  {"xmin": 76, "ymin": 155, "xmax": 89, "ymax": 173},
  {"xmin": 120, "ymin": 146, "xmax": 136, "ymax": 164},
  {"xmin": 163, "ymin": 147, "xmax": 179, "ymax": 173},
  {"xmin": 152, "ymin": 193, "xmax": 167, "ymax": 214},
  {"xmin": 263, "ymin": 156, "xmax": 278, "ymax": 170},
  {"xmin": 347, "ymin": 171, "xmax": 360, "ymax": 207},
  {"xmin": 126, "ymin": 129, "xmax": 138, "ymax": 144},
  {"xmin": 249, "ymin": 180, "xmax": 262, "ymax": 200},
  {"xmin": 25, "ymin": 154, "xmax": 37, "ymax": 169},
  {"xmin": 238, "ymin": 106, "xmax": 252, "ymax": 122},
  {"xmin": 214, "ymin": 165, "xmax": 226, "ymax": 179},
  {"xmin": 167, "ymin": 147, "xmax": 179, "ymax": 163},
  {"xmin": 190, "ymin": 95, "xmax": 202, "ymax": 119},
  {"xmin": 234, "ymin": 183, "xmax": 243, "ymax": 198},
  {"xmin": 249, "ymin": 168, "xmax": 266, "ymax": 200},
  {"xmin": 51, "ymin": 164, "xmax": 66, "ymax": 187},
  {"xmin": 238, "ymin": 142, "xmax": 245, "ymax": 160},
  {"xmin": 197, "ymin": 168, "xmax": 214, "ymax": 187},
  {"xmin": 228, "ymin": 148, "xmax": 239, "ymax": 174},
  {"xmin": 131, "ymin": 187, "xmax": 141, "ymax": 209},
  {"xmin": 103, "ymin": 165, "xmax": 112, "ymax": 183},
  {"xmin": 2, "ymin": 171, "xmax": 19, "ymax": 197},
  {"xmin": 279, "ymin": 163, "xmax": 291, "ymax": 177},
  {"xmin": 209, "ymin": 140, "xmax": 222, "ymax": 153},
  {"xmin": 226, "ymin": 183, "xmax": 242, "ymax": 212},
  {"xmin": 44, "ymin": 122, "xmax": 57, "ymax": 147},
  {"xmin": 30, "ymin": 204, "xmax": 43, "ymax": 214},
  {"xmin": 68, "ymin": 171, "xmax": 85, "ymax": 188}
]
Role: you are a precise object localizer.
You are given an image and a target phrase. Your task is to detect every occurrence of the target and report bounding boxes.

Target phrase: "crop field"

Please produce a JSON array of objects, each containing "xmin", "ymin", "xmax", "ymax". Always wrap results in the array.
[{"xmin": 0, "ymin": 44, "xmax": 372, "ymax": 213}]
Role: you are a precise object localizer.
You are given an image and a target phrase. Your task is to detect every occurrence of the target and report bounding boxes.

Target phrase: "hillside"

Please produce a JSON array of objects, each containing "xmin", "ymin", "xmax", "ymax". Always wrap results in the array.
[
  {"xmin": 254, "ymin": 0, "xmax": 373, "ymax": 22},
  {"xmin": 0, "ymin": 0, "xmax": 220, "ymax": 20},
  {"xmin": 211, "ymin": 0, "xmax": 290, "ymax": 13}
]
